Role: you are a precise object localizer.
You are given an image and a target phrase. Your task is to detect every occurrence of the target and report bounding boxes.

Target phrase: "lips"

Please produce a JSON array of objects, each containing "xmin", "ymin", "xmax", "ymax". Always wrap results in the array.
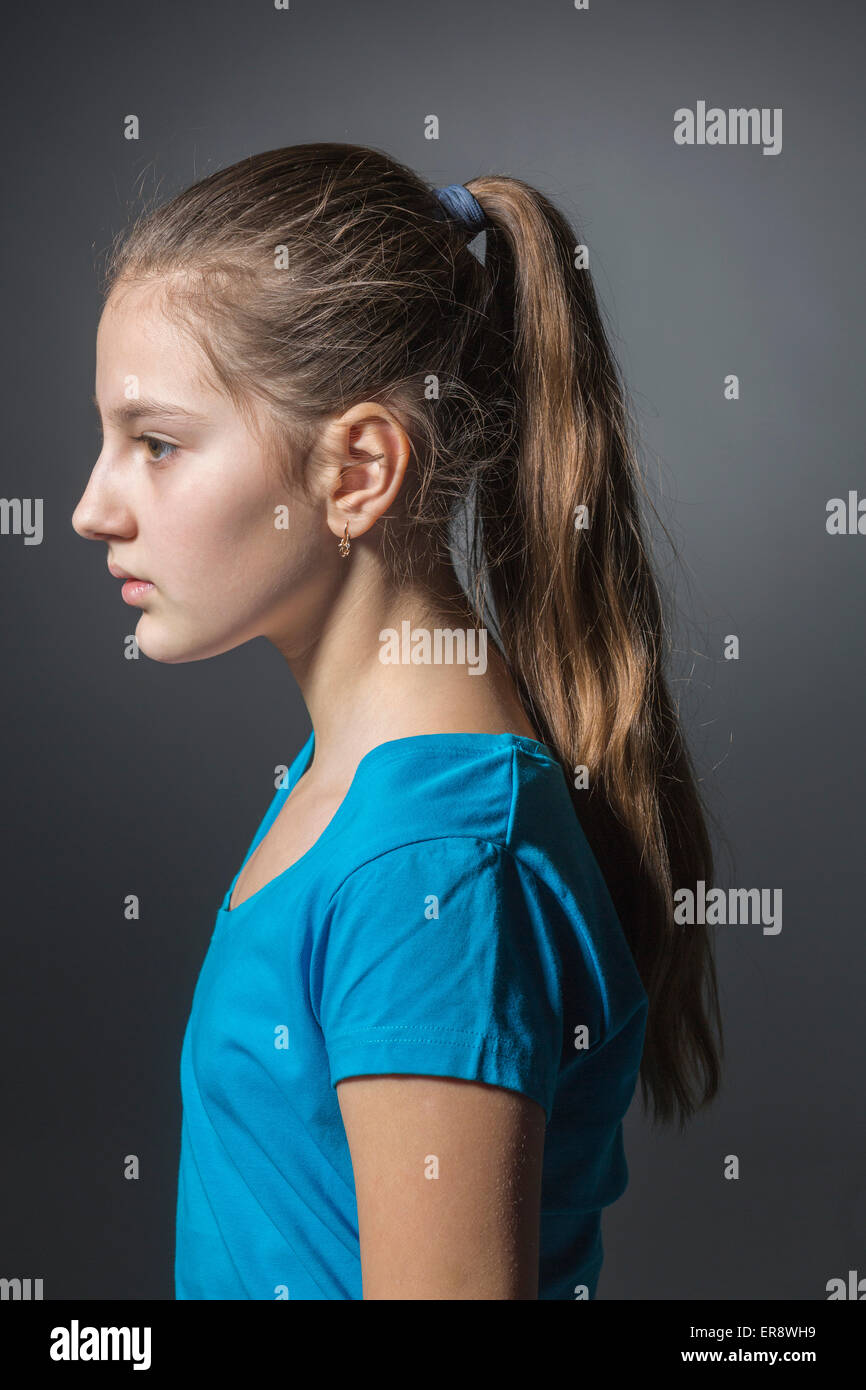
[{"xmin": 108, "ymin": 562, "xmax": 150, "ymax": 582}]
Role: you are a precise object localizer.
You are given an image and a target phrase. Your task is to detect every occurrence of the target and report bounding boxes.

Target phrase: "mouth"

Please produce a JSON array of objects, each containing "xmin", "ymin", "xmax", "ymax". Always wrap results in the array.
[
  {"xmin": 108, "ymin": 562, "xmax": 148, "ymax": 581},
  {"xmin": 108, "ymin": 562, "xmax": 155, "ymax": 604},
  {"xmin": 119, "ymin": 578, "xmax": 155, "ymax": 606}
]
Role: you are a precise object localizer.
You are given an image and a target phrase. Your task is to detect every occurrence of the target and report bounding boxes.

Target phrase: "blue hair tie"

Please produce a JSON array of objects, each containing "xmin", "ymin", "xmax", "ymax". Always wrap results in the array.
[{"xmin": 433, "ymin": 183, "xmax": 488, "ymax": 233}]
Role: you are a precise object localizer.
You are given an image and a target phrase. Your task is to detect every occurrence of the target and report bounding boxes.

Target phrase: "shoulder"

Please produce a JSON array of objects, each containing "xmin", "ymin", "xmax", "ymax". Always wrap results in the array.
[
  {"xmin": 320, "ymin": 825, "xmax": 610, "ymax": 1018},
  {"xmin": 321, "ymin": 734, "xmax": 588, "ymax": 907},
  {"xmin": 310, "ymin": 833, "xmax": 609, "ymax": 1126},
  {"xmin": 322, "ymin": 834, "xmax": 571, "ymax": 956}
]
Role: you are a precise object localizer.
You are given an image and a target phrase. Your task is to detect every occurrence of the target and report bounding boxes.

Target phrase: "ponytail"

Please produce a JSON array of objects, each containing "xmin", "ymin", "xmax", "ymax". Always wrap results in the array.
[{"xmin": 465, "ymin": 175, "xmax": 723, "ymax": 1128}]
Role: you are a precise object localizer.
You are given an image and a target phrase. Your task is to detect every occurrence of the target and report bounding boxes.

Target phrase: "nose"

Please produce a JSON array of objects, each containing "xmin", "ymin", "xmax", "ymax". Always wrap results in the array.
[{"xmin": 71, "ymin": 457, "xmax": 135, "ymax": 543}]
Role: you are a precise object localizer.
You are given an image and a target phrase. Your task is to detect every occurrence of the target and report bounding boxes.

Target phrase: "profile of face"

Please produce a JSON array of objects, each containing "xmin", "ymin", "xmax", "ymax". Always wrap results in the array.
[{"xmin": 72, "ymin": 278, "xmax": 339, "ymax": 664}]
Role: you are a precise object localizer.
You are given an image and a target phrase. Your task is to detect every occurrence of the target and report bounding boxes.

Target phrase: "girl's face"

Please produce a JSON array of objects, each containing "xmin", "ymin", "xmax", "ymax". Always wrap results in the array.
[{"xmin": 72, "ymin": 278, "xmax": 325, "ymax": 663}]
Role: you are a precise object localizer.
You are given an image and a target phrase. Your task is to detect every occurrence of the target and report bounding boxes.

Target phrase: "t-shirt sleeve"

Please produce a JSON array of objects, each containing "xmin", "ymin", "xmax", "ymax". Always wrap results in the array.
[{"xmin": 311, "ymin": 837, "xmax": 591, "ymax": 1124}]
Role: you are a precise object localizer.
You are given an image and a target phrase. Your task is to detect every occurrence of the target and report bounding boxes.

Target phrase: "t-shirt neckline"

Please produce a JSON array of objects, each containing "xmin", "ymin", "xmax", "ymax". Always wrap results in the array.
[{"xmin": 218, "ymin": 730, "xmax": 558, "ymax": 920}]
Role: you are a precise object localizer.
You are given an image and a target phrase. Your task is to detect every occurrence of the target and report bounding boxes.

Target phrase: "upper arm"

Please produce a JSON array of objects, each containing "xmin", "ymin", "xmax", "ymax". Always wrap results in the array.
[{"xmin": 336, "ymin": 1072, "xmax": 546, "ymax": 1300}]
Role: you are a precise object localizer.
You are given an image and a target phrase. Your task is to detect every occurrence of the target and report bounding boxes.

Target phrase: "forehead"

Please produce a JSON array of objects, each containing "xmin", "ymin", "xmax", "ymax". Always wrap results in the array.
[
  {"xmin": 95, "ymin": 278, "xmax": 221, "ymax": 411},
  {"xmin": 98, "ymin": 279, "xmax": 192, "ymax": 359}
]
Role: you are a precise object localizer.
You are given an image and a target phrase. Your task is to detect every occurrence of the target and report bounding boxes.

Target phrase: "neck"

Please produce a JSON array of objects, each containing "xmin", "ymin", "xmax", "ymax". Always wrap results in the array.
[{"xmin": 268, "ymin": 550, "xmax": 537, "ymax": 789}]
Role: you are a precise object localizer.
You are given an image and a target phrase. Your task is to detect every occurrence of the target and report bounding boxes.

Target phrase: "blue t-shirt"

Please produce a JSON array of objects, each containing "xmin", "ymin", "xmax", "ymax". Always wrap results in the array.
[{"xmin": 175, "ymin": 730, "xmax": 648, "ymax": 1300}]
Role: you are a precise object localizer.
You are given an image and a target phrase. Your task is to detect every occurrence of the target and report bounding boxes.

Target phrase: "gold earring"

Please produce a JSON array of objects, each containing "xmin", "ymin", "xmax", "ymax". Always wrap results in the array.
[{"xmin": 338, "ymin": 521, "xmax": 351, "ymax": 557}]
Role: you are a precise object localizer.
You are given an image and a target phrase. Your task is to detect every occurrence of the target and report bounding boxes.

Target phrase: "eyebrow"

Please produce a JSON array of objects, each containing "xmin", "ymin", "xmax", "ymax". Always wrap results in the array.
[{"xmin": 92, "ymin": 392, "xmax": 210, "ymax": 427}]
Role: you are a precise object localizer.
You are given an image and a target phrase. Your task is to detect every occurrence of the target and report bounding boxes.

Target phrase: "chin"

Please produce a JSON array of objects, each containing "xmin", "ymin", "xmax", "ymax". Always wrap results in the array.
[{"xmin": 133, "ymin": 618, "xmax": 251, "ymax": 664}]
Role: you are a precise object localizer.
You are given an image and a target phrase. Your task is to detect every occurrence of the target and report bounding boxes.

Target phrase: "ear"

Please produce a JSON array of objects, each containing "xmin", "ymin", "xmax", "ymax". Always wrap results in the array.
[{"xmin": 321, "ymin": 400, "xmax": 412, "ymax": 543}]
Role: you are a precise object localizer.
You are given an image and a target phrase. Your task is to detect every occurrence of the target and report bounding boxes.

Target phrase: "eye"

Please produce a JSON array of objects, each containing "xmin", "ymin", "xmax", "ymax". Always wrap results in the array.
[{"xmin": 136, "ymin": 433, "xmax": 179, "ymax": 464}]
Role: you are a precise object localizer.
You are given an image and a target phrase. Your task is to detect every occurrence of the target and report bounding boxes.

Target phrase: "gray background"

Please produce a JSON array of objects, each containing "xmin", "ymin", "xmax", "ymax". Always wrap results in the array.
[{"xmin": 1, "ymin": 0, "xmax": 863, "ymax": 1299}]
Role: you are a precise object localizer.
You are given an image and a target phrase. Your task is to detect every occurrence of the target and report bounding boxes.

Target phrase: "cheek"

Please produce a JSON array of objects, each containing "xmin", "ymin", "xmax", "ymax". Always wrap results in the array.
[
  {"xmin": 164, "ymin": 470, "xmax": 266, "ymax": 551},
  {"xmin": 178, "ymin": 487, "xmax": 306, "ymax": 602}
]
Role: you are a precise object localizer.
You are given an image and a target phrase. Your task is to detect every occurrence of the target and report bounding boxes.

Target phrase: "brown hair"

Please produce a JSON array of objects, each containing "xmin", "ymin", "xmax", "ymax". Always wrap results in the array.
[{"xmin": 102, "ymin": 142, "xmax": 723, "ymax": 1128}]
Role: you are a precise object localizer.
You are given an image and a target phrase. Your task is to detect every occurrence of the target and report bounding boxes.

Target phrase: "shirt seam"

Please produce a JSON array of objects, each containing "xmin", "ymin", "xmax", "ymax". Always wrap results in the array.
[
  {"xmin": 326, "ymin": 1029, "xmax": 554, "ymax": 1121},
  {"xmin": 325, "ymin": 1023, "xmax": 534, "ymax": 1052}
]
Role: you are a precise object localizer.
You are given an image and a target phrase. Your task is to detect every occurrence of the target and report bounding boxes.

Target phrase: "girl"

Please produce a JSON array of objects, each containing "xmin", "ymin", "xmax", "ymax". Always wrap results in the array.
[{"xmin": 73, "ymin": 142, "xmax": 723, "ymax": 1300}]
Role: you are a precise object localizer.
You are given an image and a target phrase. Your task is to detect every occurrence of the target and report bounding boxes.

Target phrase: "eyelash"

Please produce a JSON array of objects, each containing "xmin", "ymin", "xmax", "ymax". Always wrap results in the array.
[{"xmin": 135, "ymin": 433, "xmax": 179, "ymax": 464}]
